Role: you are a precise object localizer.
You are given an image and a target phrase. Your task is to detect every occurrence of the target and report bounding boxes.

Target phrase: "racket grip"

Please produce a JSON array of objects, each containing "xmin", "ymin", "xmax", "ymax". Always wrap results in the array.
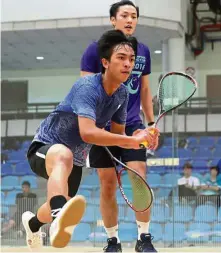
[
  {"xmin": 139, "ymin": 141, "xmax": 148, "ymax": 148},
  {"xmin": 139, "ymin": 129, "xmax": 157, "ymax": 148}
]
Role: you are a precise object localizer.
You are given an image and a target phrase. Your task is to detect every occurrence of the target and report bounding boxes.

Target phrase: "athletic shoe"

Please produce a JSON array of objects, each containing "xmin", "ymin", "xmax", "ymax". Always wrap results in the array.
[
  {"xmin": 49, "ymin": 195, "xmax": 86, "ymax": 248},
  {"xmin": 135, "ymin": 233, "xmax": 157, "ymax": 252},
  {"xmin": 103, "ymin": 237, "xmax": 122, "ymax": 252},
  {"xmin": 22, "ymin": 211, "xmax": 45, "ymax": 250}
]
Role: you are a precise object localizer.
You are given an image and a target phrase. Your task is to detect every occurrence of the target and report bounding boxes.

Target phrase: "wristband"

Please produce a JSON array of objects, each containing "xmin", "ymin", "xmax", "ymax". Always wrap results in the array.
[{"xmin": 148, "ymin": 122, "xmax": 155, "ymax": 126}]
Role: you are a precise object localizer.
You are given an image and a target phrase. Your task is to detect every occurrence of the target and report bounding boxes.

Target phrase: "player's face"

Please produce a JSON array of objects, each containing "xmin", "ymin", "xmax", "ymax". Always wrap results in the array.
[
  {"xmin": 210, "ymin": 169, "xmax": 218, "ymax": 177},
  {"xmin": 111, "ymin": 5, "xmax": 138, "ymax": 36},
  {"xmin": 22, "ymin": 185, "xmax": 30, "ymax": 194},
  {"xmin": 184, "ymin": 167, "xmax": 192, "ymax": 177},
  {"xmin": 103, "ymin": 44, "xmax": 135, "ymax": 83}
]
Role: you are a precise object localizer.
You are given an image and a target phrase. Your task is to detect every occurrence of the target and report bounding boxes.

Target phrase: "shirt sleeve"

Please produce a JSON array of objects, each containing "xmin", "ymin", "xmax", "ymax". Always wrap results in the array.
[
  {"xmin": 72, "ymin": 84, "xmax": 97, "ymax": 121},
  {"xmin": 111, "ymin": 91, "xmax": 129, "ymax": 125},
  {"xmin": 80, "ymin": 42, "xmax": 100, "ymax": 73},
  {"xmin": 142, "ymin": 44, "xmax": 151, "ymax": 76},
  {"xmin": 194, "ymin": 177, "xmax": 200, "ymax": 186}
]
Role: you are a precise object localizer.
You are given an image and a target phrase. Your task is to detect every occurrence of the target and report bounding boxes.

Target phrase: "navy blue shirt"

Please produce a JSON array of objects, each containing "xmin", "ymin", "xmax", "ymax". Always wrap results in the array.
[{"xmin": 33, "ymin": 73, "xmax": 129, "ymax": 166}]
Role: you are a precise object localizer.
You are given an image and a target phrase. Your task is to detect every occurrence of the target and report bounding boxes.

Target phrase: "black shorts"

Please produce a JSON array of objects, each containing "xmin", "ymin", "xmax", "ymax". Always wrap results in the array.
[
  {"xmin": 27, "ymin": 142, "xmax": 82, "ymax": 198},
  {"xmin": 89, "ymin": 122, "xmax": 146, "ymax": 168}
]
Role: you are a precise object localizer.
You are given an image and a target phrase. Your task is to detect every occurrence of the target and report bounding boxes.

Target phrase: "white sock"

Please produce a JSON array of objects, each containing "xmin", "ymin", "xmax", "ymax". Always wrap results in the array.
[
  {"xmin": 136, "ymin": 220, "xmax": 150, "ymax": 240},
  {"xmin": 104, "ymin": 224, "xmax": 120, "ymax": 243}
]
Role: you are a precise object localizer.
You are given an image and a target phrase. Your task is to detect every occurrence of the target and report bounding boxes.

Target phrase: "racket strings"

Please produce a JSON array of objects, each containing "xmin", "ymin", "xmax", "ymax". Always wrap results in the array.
[
  {"xmin": 127, "ymin": 171, "xmax": 152, "ymax": 211},
  {"xmin": 159, "ymin": 74, "xmax": 196, "ymax": 112}
]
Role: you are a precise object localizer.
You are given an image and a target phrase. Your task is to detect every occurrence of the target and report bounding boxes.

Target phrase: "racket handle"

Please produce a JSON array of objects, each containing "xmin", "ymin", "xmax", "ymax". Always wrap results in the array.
[
  {"xmin": 139, "ymin": 129, "xmax": 157, "ymax": 149},
  {"xmin": 139, "ymin": 141, "xmax": 148, "ymax": 148}
]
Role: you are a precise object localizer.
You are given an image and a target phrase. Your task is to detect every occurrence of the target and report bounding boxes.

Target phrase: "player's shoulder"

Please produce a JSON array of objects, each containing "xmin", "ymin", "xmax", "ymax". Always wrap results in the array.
[
  {"xmin": 137, "ymin": 41, "xmax": 150, "ymax": 54},
  {"xmin": 74, "ymin": 73, "xmax": 102, "ymax": 90},
  {"xmin": 83, "ymin": 41, "xmax": 98, "ymax": 54}
]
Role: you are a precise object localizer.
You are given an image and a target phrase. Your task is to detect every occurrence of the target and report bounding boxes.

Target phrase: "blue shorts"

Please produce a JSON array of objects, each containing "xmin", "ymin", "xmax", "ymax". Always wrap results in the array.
[{"xmin": 89, "ymin": 122, "xmax": 146, "ymax": 168}]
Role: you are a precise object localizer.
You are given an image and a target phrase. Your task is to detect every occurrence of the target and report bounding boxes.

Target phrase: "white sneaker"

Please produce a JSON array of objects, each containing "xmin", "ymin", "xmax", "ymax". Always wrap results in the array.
[
  {"xmin": 22, "ymin": 211, "xmax": 45, "ymax": 250},
  {"xmin": 49, "ymin": 195, "xmax": 86, "ymax": 248}
]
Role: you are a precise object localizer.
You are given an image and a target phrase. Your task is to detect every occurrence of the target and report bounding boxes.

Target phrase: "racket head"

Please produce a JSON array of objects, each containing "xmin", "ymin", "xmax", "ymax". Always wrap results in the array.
[
  {"xmin": 156, "ymin": 71, "xmax": 197, "ymax": 125},
  {"xmin": 117, "ymin": 164, "xmax": 153, "ymax": 212}
]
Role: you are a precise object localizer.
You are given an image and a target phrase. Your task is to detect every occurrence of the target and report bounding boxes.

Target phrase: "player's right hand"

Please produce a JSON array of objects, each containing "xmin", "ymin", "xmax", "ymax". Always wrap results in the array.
[{"xmin": 132, "ymin": 128, "xmax": 156, "ymax": 150}]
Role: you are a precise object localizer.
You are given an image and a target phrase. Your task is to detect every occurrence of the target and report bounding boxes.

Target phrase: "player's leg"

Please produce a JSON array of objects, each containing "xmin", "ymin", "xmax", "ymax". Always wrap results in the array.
[
  {"xmin": 22, "ymin": 142, "xmax": 85, "ymax": 249},
  {"xmin": 89, "ymin": 145, "xmax": 122, "ymax": 252},
  {"xmin": 123, "ymin": 123, "xmax": 157, "ymax": 252}
]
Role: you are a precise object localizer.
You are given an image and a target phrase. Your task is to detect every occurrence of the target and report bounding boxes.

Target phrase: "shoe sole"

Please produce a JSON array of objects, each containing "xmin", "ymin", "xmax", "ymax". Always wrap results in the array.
[{"xmin": 50, "ymin": 195, "xmax": 86, "ymax": 248}]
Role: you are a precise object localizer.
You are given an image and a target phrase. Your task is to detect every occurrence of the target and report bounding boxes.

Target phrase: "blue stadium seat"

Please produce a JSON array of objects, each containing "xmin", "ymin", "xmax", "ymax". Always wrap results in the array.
[
  {"xmin": 187, "ymin": 137, "xmax": 198, "ymax": 146},
  {"xmin": 194, "ymin": 205, "xmax": 217, "ymax": 223},
  {"xmin": 152, "ymin": 204, "xmax": 170, "ymax": 223},
  {"xmin": 119, "ymin": 223, "xmax": 137, "ymax": 241},
  {"xmin": 156, "ymin": 147, "xmax": 172, "ymax": 158},
  {"xmin": 187, "ymin": 222, "xmax": 211, "ymax": 242},
  {"xmin": 21, "ymin": 140, "xmax": 32, "ymax": 149},
  {"xmin": 211, "ymin": 223, "xmax": 221, "ymax": 243},
  {"xmin": 218, "ymin": 208, "xmax": 221, "ymax": 222},
  {"xmin": 19, "ymin": 175, "xmax": 38, "ymax": 189},
  {"xmin": 210, "ymin": 158, "xmax": 220, "ymax": 166},
  {"xmin": 89, "ymin": 226, "xmax": 107, "ymax": 242},
  {"xmin": 172, "ymin": 205, "xmax": 193, "ymax": 222},
  {"xmin": 1, "ymin": 191, "xmax": 5, "ymax": 200},
  {"xmin": 191, "ymin": 159, "xmax": 208, "ymax": 169},
  {"xmin": 14, "ymin": 162, "xmax": 32, "ymax": 176},
  {"xmin": 156, "ymin": 188, "xmax": 172, "ymax": 198},
  {"xmin": 81, "ymin": 174, "xmax": 99, "ymax": 189},
  {"xmin": 5, "ymin": 190, "xmax": 21, "ymax": 205},
  {"xmin": 1, "ymin": 163, "xmax": 13, "ymax": 176},
  {"xmin": 7, "ymin": 151, "xmax": 26, "ymax": 161},
  {"xmin": 2, "ymin": 176, "xmax": 19, "ymax": 190},
  {"xmin": 124, "ymin": 206, "xmax": 135, "ymax": 221},
  {"xmin": 199, "ymin": 137, "xmax": 216, "ymax": 146},
  {"xmin": 147, "ymin": 174, "xmax": 162, "ymax": 188},
  {"xmin": 164, "ymin": 223, "xmax": 186, "ymax": 242},
  {"xmin": 178, "ymin": 148, "xmax": 193, "ymax": 158},
  {"xmin": 149, "ymin": 223, "xmax": 163, "ymax": 241},
  {"xmin": 77, "ymin": 189, "xmax": 91, "ymax": 198},
  {"xmin": 82, "ymin": 205, "xmax": 100, "ymax": 223},
  {"xmin": 1, "ymin": 205, "xmax": 9, "ymax": 215},
  {"xmin": 148, "ymin": 166, "xmax": 165, "ymax": 173},
  {"xmin": 164, "ymin": 137, "xmax": 173, "ymax": 146},
  {"xmin": 162, "ymin": 173, "xmax": 181, "ymax": 187},
  {"xmin": 194, "ymin": 147, "xmax": 211, "ymax": 158},
  {"xmin": 71, "ymin": 223, "xmax": 91, "ymax": 241},
  {"xmin": 213, "ymin": 148, "xmax": 221, "ymax": 158}
]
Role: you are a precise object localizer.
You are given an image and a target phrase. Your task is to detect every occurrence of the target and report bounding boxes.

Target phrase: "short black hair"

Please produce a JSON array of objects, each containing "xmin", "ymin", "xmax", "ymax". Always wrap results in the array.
[
  {"xmin": 110, "ymin": 0, "xmax": 139, "ymax": 18},
  {"xmin": 98, "ymin": 29, "xmax": 137, "ymax": 73},
  {"xmin": 22, "ymin": 181, "xmax": 30, "ymax": 187},
  {"xmin": 183, "ymin": 163, "xmax": 193, "ymax": 169}
]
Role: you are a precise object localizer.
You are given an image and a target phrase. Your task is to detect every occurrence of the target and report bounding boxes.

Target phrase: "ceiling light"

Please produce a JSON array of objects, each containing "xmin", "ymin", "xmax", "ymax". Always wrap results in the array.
[
  {"xmin": 154, "ymin": 50, "xmax": 162, "ymax": 54},
  {"xmin": 36, "ymin": 56, "xmax": 44, "ymax": 60}
]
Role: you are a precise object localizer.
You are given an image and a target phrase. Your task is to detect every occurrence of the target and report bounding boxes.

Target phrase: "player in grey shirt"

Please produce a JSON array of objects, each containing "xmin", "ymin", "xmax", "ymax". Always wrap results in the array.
[{"xmin": 22, "ymin": 29, "xmax": 159, "ymax": 250}]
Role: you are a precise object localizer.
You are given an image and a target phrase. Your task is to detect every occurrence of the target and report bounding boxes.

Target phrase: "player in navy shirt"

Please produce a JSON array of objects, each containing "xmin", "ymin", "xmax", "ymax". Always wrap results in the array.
[
  {"xmin": 81, "ymin": 1, "xmax": 158, "ymax": 252},
  {"xmin": 22, "ymin": 30, "xmax": 158, "ymax": 250}
]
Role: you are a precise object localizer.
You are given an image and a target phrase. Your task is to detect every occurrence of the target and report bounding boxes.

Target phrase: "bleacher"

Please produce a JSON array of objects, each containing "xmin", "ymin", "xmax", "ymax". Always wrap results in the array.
[{"xmin": 1, "ymin": 136, "xmax": 221, "ymax": 245}]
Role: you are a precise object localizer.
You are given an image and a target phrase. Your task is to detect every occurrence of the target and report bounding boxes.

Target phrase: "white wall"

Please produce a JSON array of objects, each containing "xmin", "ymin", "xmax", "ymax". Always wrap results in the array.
[
  {"xmin": 2, "ymin": 43, "xmax": 221, "ymax": 103},
  {"xmin": 2, "ymin": 0, "xmax": 183, "ymax": 23}
]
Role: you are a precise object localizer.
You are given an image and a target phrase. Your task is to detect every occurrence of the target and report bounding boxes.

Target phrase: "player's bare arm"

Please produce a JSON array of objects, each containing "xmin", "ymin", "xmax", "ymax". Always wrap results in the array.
[
  {"xmin": 140, "ymin": 75, "xmax": 154, "ymax": 124},
  {"xmin": 78, "ymin": 117, "xmax": 152, "ymax": 150}
]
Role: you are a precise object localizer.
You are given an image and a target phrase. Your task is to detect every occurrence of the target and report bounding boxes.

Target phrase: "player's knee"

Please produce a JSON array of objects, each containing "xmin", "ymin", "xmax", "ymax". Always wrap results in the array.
[{"xmin": 48, "ymin": 144, "xmax": 73, "ymax": 171}]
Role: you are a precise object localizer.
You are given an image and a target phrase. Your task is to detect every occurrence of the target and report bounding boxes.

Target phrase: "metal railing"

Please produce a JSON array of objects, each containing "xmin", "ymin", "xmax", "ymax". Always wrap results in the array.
[{"xmin": 1, "ymin": 196, "xmax": 220, "ymax": 249}]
